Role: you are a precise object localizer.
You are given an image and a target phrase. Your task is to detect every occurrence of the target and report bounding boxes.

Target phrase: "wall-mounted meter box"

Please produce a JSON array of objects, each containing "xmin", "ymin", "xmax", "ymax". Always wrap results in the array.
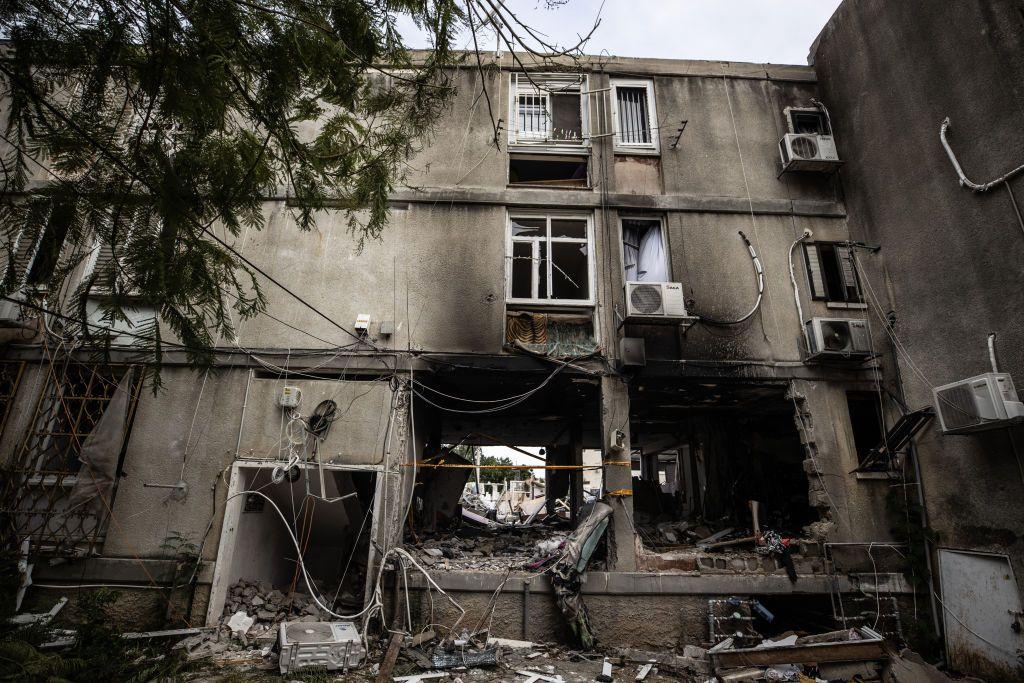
[{"xmin": 279, "ymin": 386, "xmax": 302, "ymax": 409}]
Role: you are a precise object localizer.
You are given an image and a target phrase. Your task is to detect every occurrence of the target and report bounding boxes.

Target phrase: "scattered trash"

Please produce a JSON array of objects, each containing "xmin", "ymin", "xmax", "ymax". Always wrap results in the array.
[
  {"xmin": 431, "ymin": 644, "xmax": 500, "ymax": 669},
  {"xmin": 595, "ymin": 656, "xmax": 613, "ymax": 681},
  {"xmin": 517, "ymin": 670, "xmax": 565, "ymax": 683},
  {"xmin": 635, "ymin": 662, "xmax": 654, "ymax": 681}
]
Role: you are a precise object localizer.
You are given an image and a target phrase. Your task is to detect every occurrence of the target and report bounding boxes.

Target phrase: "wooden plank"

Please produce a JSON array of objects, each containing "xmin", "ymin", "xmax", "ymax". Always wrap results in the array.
[
  {"xmin": 376, "ymin": 633, "xmax": 404, "ymax": 683},
  {"xmin": 711, "ymin": 638, "xmax": 886, "ymax": 668}
]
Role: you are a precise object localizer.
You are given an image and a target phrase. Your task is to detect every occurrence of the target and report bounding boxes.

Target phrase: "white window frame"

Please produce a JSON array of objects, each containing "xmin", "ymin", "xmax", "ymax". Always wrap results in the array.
[
  {"xmin": 618, "ymin": 215, "xmax": 671, "ymax": 283},
  {"xmin": 508, "ymin": 73, "xmax": 590, "ymax": 153},
  {"xmin": 610, "ymin": 78, "xmax": 659, "ymax": 154},
  {"xmin": 506, "ymin": 211, "xmax": 595, "ymax": 307}
]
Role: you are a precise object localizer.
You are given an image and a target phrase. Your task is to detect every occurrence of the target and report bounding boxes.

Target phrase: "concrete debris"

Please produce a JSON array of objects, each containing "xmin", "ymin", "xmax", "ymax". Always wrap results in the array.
[
  {"xmin": 616, "ymin": 647, "xmax": 709, "ymax": 678},
  {"xmin": 411, "ymin": 525, "xmax": 568, "ymax": 571},
  {"xmin": 634, "ymin": 663, "xmax": 654, "ymax": 681},
  {"xmin": 886, "ymin": 648, "xmax": 960, "ymax": 682},
  {"xmin": 221, "ymin": 578, "xmax": 334, "ymax": 641},
  {"xmin": 226, "ymin": 611, "xmax": 255, "ymax": 636}
]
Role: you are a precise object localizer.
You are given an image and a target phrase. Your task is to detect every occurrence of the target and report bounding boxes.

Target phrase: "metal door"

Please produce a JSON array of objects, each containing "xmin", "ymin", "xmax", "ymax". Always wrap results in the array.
[{"xmin": 938, "ymin": 549, "xmax": 1024, "ymax": 674}]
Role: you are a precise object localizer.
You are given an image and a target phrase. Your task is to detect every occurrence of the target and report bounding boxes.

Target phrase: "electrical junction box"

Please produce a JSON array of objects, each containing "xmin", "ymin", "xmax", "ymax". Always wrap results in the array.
[
  {"xmin": 278, "ymin": 621, "xmax": 365, "ymax": 674},
  {"xmin": 279, "ymin": 386, "xmax": 301, "ymax": 409},
  {"xmin": 619, "ymin": 337, "xmax": 646, "ymax": 368},
  {"xmin": 354, "ymin": 314, "xmax": 371, "ymax": 333}
]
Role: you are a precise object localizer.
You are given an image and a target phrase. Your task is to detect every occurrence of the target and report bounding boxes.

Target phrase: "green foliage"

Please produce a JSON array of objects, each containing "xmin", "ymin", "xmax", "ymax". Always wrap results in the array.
[
  {"xmin": 0, "ymin": 554, "xmax": 193, "ymax": 683},
  {"xmin": 450, "ymin": 445, "xmax": 523, "ymax": 483},
  {"xmin": 0, "ymin": 0, "xmax": 464, "ymax": 383}
]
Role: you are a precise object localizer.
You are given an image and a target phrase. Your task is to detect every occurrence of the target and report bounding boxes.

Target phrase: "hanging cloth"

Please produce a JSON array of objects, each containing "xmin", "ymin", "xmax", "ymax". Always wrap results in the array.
[{"xmin": 66, "ymin": 370, "xmax": 133, "ymax": 511}]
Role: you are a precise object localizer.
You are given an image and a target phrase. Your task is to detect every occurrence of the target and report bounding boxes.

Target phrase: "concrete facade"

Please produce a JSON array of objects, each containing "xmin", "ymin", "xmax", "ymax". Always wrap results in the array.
[
  {"xmin": 3, "ymin": 48, "xmax": 932, "ymax": 653},
  {"xmin": 812, "ymin": 0, "xmax": 1024, "ymax": 676}
]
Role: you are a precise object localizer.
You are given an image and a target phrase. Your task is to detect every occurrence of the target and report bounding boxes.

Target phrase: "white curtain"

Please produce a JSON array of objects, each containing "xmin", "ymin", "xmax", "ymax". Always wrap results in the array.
[{"xmin": 637, "ymin": 224, "xmax": 668, "ymax": 281}]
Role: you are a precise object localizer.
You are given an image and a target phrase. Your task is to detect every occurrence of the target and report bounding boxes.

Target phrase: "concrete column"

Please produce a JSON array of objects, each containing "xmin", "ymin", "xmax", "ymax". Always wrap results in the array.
[{"xmin": 600, "ymin": 375, "xmax": 636, "ymax": 571}]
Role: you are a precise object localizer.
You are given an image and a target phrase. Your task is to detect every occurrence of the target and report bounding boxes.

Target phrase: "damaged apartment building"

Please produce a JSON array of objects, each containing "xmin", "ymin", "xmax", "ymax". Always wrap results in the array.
[{"xmin": 2, "ymin": 1, "xmax": 1024, "ymax": 677}]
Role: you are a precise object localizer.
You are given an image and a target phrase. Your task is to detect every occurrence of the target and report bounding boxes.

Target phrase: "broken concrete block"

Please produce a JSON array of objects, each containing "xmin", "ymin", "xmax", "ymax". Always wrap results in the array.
[
  {"xmin": 251, "ymin": 596, "xmax": 264, "ymax": 607},
  {"xmin": 682, "ymin": 645, "xmax": 707, "ymax": 660},
  {"xmin": 256, "ymin": 609, "xmax": 276, "ymax": 621},
  {"xmin": 226, "ymin": 611, "xmax": 254, "ymax": 636}
]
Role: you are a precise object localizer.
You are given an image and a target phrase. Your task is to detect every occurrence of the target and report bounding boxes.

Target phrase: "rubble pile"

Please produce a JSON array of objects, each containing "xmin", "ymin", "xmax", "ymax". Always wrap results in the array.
[
  {"xmin": 412, "ymin": 526, "xmax": 568, "ymax": 571},
  {"xmin": 219, "ymin": 579, "xmax": 334, "ymax": 642}
]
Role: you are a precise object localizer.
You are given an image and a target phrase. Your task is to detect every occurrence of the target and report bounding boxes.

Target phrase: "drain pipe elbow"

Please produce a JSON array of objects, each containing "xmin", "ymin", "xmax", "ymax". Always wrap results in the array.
[{"xmin": 789, "ymin": 230, "xmax": 813, "ymax": 353}]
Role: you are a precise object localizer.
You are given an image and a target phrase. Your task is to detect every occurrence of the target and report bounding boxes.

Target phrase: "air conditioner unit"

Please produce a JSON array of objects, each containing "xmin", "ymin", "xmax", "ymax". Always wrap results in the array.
[
  {"xmin": 805, "ymin": 317, "xmax": 871, "ymax": 361},
  {"xmin": 933, "ymin": 372, "xmax": 1024, "ymax": 434},
  {"xmin": 278, "ymin": 621, "xmax": 365, "ymax": 674},
  {"xmin": 624, "ymin": 282, "xmax": 695, "ymax": 324},
  {"xmin": 779, "ymin": 133, "xmax": 841, "ymax": 173}
]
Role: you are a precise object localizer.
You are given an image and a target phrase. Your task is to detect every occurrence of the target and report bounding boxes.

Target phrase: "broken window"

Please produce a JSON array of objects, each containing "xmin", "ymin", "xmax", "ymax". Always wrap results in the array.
[
  {"xmin": 846, "ymin": 392, "xmax": 886, "ymax": 469},
  {"xmin": 803, "ymin": 242, "xmax": 862, "ymax": 303},
  {"xmin": 0, "ymin": 363, "xmax": 140, "ymax": 556},
  {"xmin": 509, "ymin": 73, "xmax": 587, "ymax": 147},
  {"xmin": 621, "ymin": 217, "xmax": 669, "ymax": 282},
  {"xmin": 508, "ymin": 153, "xmax": 588, "ymax": 187},
  {"xmin": 788, "ymin": 108, "xmax": 830, "ymax": 135},
  {"xmin": 505, "ymin": 311, "xmax": 597, "ymax": 357},
  {"xmin": 507, "ymin": 213, "xmax": 592, "ymax": 305},
  {"xmin": 611, "ymin": 79, "xmax": 659, "ymax": 152}
]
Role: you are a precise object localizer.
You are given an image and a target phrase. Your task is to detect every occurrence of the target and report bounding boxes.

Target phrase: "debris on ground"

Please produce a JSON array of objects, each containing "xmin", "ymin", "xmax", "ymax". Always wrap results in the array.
[{"xmin": 409, "ymin": 524, "xmax": 569, "ymax": 571}]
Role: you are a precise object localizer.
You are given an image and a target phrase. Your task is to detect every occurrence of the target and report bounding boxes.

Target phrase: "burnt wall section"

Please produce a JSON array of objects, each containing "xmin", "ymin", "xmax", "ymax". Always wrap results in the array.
[{"xmin": 813, "ymin": 0, "xmax": 1024, "ymax": 577}]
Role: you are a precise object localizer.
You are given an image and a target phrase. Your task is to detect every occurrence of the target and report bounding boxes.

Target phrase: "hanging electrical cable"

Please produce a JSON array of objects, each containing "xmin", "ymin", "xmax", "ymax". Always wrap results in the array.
[{"xmin": 698, "ymin": 230, "xmax": 765, "ymax": 326}]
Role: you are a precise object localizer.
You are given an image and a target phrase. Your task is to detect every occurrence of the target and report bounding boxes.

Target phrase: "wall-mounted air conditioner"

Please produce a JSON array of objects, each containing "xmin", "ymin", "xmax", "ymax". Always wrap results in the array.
[
  {"xmin": 779, "ymin": 133, "xmax": 841, "ymax": 173},
  {"xmin": 624, "ymin": 282, "xmax": 695, "ymax": 324},
  {"xmin": 805, "ymin": 317, "xmax": 871, "ymax": 361},
  {"xmin": 933, "ymin": 373, "xmax": 1024, "ymax": 434}
]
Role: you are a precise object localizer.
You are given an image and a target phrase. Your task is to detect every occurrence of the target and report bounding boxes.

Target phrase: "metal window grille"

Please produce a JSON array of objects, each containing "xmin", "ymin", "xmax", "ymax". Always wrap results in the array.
[
  {"xmin": 0, "ymin": 363, "xmax": 139, "ymax": 556},
  {"xmin": 616, "ymin": 86, "xmax": 651, "ymax": 145},
  {"xmin": 517, "ymin": 94, "xmax": 549, "ymax": 140}
]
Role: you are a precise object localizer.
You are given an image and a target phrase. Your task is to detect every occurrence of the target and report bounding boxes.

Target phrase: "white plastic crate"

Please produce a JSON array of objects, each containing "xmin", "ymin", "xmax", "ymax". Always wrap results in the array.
[{"xmin": 278, "ymin": 621, "xmax": 365, "ymax": 674}]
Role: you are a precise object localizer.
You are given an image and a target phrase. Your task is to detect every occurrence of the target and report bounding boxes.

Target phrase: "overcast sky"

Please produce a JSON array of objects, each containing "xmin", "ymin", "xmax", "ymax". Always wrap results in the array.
[{"xmin": 395, "ymin": 0, "xmax": 843, "ymax": 65}]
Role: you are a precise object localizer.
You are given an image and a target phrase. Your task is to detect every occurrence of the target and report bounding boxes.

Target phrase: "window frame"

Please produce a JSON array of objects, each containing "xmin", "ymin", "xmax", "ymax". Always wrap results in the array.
[
  {"xmin": 618, "ymin": 214, "xmax": 671, "ymax": 283},
  {"xmin": 506, "ymin": 211, "xmax": 596, "ymax": 307},
  {"xmin": 802, "ymin": 241, "xmax": 863, "ymax": 304},
  {"xmin": 508, "ymin": 73, "xmax": 590, "ymax": 154},
  {"xmin": 610, "ymin": 78, "xmax": 660, "ymax": 154},
  {"xmin": 845, "ymin": 391, "xmax": 888, "ymax": 470}
]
